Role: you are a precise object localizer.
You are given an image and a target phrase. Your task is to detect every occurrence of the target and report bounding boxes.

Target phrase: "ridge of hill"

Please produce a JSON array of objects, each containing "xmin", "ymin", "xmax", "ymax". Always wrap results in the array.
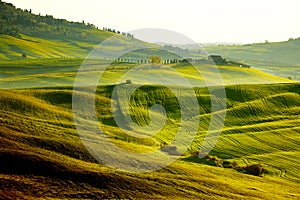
[
  {"xmin": 0, "ymin": 1, "xmax": 202, "ymax": 61},
  {"xmin": 0, "ymin": 0, "xmax": 127, "ymax": 43},
  {"xmin": 0, "ymin": 0, "xmax": 161, "ymax": 60},
  {"xmin": 204, "ymin": 38, "xmax": 300, "ymax": 80},
  {"xmin": 206, "ymin": 39, "xmax": 300, "ymax": 66}
]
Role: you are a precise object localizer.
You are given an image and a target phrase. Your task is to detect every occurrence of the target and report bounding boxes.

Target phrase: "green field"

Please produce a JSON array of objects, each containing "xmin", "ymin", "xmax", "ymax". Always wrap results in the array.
[
  {"xmin": 1, "ymin": 82, "xmax": 300, "ymax": 199},
  {"xmin": 204, "ymin": 38, "xmax": 300, "ymax": 81},
  {"xmin": 0, "ymin": 27, "xmax": 299, "ymax": 200},
  {"xmin": 1, "ymin": 1, "xmax": 300, "ymax": 199},
  {"xmin": 0, "ymin": 58, "xmax": 293, "ymax": 89},
  {"xmin": 0, "ymin": 58, "xmax": 298, "ymax": 199}
]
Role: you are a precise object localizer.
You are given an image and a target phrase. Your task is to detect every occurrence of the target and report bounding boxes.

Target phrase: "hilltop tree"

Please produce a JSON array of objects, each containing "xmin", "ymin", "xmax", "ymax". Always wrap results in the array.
[{"xmin": 150, "ymin": 55, "xmax": 162, "ymax": 64}]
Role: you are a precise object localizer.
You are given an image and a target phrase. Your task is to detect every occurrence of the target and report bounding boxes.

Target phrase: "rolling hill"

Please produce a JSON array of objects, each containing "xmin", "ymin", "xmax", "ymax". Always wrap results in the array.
[
  {"xmin": 0, "ymin": 0, "xmax": 201, "ymax": 61},
  {"xmin": 0, "ymin": 1, "xmax": 299, "ymax": 199},
  {"xmin": 205, "ymin": 39, "xmax": 300, "ymax": 66},
  {"xmin": 0, "ymin": 0, "xmax": 173, "ymax": 61},
  {"xmin": 203, "ymin": 38, "xmax": 300, "ymax": 81},
  {"xmin": 1, "ymin": 83, "xmax": 300, "ymax": 199},
  {"xmin": 0, "ymin": 59, "xmax": 293, "ymax": 89}
]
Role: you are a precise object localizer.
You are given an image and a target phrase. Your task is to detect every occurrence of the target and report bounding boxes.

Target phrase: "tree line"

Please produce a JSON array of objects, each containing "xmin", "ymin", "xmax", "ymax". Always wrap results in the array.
[{"xmin": 102, "ymin": 27, "xmax": 134, "ymax": 38}]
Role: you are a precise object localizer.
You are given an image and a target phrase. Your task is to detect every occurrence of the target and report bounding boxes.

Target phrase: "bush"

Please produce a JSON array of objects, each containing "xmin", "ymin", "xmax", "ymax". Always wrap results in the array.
[
  {"xmin": 161, "ymin": 145, "xmax": 181, "ymax": 156},
  {"xmin": 191, "ymin": 152, "xmax": 223, "ymax": 167},
  {"xmin": 190, "ymin": 150, "xmax": 211, "ymax": 159},
  {"xmin": 150, "ymin": 55, "xmax": 162, "ymax": 64},
  {"xmin": 223, "ymin": 160, "xmax": 238, "ymax": 168},
  {"xmin": 241, "ymin": 164, "xmax": 264, "ymax": 176},
  {"xmin": 188, "ymin": 150, "xmax": 264, "ymax": 176},
  {"xmin": 208, "ymin": 155, "xmax": 223, "ymax": 167}
]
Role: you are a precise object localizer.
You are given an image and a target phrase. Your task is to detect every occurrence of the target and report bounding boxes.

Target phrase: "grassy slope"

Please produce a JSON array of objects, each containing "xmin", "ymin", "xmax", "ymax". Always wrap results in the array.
[
  {"xmin": 0, "ymin": 33, "xmax": 158, "ymax": 60},
  {"xmin": 0, "ymin": 1, "xmax": 159, "ymax": 61},
  {"xmin": 204, "ymin": 39, "xmax": 300, "ymax": 80},
  {"xmin": 206, "ymin": 39, "xmax": 300, "ymax": 65},
  {"xmin": 0, "ymin": 59, "xmax": 293, "ymax": 89},
  {"xmin": 0, "ymin": 1, "xmax": 298, "ymax": 198},
  {"xmin": 0, "ymin": 34, "xmax": 92, "ymax": 59},
  {"xmin": 0, "ymin": 83, "xmax": 300, "ymax": 199}
]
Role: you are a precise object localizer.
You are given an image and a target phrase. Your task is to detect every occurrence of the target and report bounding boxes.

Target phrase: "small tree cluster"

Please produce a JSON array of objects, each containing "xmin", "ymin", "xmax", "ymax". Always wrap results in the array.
[
  {"xmin": 240, "ymin": 164, "xmax": 264, "ymax": 176},
  {"xmin": 190, "ymin": 151, "xmax": 263, "ymax": 176},
  {"xmin": 150, "ymin": 55, "xmax": 162, "ymax": 64},
  {"xmin": 161, "ymin": 145, "xmax": 181, "ymax": 156},
  {"xmin": 102, "ymin": 27, "xmax": 134, "ymax": 38}
]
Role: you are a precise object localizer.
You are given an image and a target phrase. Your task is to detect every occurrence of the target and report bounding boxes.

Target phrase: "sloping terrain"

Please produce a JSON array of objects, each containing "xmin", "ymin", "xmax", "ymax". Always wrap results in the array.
[
  {"xmin": 204, "ymin": 38, "xmax": 300, "ymax": 80},
  {"xmin": 0, "ymin": 1, "xmax": 299, "ymax": 199},
  {"xmin": 0, "ymin": 0, "xmax": 149, "ymax": 60},
  {"xmin": 0, "ymin": 83, "xmax": 300, "ymax": 199},
  {"xmin": 0, "ymin": 0, "xmax": 165, "ymax": 61},
  {"xmin": 0, "ymin": 1, "xmax": 197, "ymax": 62},
  {"xmin": 0, "ymin": 59, "xmax": 293, "ymax": 89},
  {"xmin": 206, "ymin": 39, "xmax": 300, "ymax": 66}
]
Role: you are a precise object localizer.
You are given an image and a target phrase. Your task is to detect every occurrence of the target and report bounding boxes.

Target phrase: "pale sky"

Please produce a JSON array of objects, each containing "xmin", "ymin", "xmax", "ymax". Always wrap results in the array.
[{"xmin": 4, "ymin": 0, "xmax": 300, "ymax": 43}]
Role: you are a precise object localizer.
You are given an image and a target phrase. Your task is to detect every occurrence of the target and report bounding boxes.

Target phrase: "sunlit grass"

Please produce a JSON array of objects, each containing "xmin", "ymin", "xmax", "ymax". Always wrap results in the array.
[{"xmin": 0, "ymin": 59, "xmax": 299, "ymax": 198}]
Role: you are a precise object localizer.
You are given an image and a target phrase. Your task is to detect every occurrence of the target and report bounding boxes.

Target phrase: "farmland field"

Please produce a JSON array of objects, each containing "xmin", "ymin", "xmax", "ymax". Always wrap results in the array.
[
  {"xmin": 1, "ymin": 68, "xmax": 300, "ymax": 198},
  {"xmin": 1, "ymin": 1, "xmax": 300, "ymax": 199},
  {"xmin": 204, "ymin": 38, "xmax": 300, "ymax": 81}
]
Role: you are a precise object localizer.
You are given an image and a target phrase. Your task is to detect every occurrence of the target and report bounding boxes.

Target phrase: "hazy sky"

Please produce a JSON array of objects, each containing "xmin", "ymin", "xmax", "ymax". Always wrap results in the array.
[{"xmin": 4, "ymin": 0, "xmax": 300, "ymax": 43}]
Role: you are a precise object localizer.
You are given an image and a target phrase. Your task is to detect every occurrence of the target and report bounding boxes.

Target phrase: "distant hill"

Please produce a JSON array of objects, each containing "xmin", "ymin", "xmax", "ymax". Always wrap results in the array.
[
  {"xmin": 0, "ymin": 0, "xmax": 125, "ymax": 43},
  {"xmin": 205, "ymin": 38, "xmax": 300, "ymax": 66},
  {"xmin": 0, "ymin": 0, "xmax": 296, "ymax": 84},
  {"xmin": 157, "ymin": 42, "xmax": 245, "ymax": 48},
  {"xmin": 0, "ymin": 1, "xmax": 202, "ymax": 61},
  {"xmin": 203, "ymin": 39, "xmax": 300, "ymax": 80},
  {"xmin": 0, "ymin": 0, "xmax": 161, "ymax": 60}
]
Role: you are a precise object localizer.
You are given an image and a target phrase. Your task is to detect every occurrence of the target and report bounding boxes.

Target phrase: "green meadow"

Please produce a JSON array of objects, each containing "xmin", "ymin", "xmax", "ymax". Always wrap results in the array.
[
  {"xmin": 0, "ymin": 58, "xmax": 293, "ymax": 89},
  {"xmin": 204, "ymin": 38, "xmax": 300, "ymax": 81},
  {"xmin": 1, "ymin": 1, "xmax": 300, "ymax": 199},
  {"xmin": 1, "ymin": 33, "xmax": 299, "ymax": 200},
  {"xmin": 1, "ymin": 81, "xmax": 300, "ymax": 199},
  {"xmin": 0, "ymin": 43, "xmax": 298, "ymax": 199}
]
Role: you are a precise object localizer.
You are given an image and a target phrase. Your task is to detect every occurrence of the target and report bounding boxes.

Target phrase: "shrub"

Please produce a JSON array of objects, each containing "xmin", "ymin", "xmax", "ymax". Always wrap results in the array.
[
  {"xmin": 241, "ymin": 164, "xmax": 264, "ymax": 176},
  {"xmin": 188, "ymin": 150, "xmax": 264, "ymax": 176},
  {"xmin": 190, "ymin": 150, "xmax": 211, "ymax": 159},
  {"xmin": 161, "ymin": 145, "xmax": 181, "ymax": 156},
  {"xmin": 150, "ymin": 55, "xmax": 162, "ymax": 64},
  {"xmin": 223, "ymin": 160, "xmax": 232, "ymax": 168},
  {"xmin": 209, "ymin": 156, "xmax": 223, "ymax": 167},
  {"xmin": 194, "ymin": 152, "xmax": 223, "ymax": 167},
  {"xmin": 223, "ymin": 160, "xmax": 238, "ymax": 168}
]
